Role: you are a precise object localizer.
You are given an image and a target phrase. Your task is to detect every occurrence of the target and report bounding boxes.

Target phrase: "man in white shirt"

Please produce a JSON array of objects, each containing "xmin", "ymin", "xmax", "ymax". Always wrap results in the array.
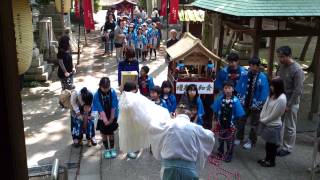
[{"xmin": 118, "ymin": 92, "xmax": 215, "ymax": 180}]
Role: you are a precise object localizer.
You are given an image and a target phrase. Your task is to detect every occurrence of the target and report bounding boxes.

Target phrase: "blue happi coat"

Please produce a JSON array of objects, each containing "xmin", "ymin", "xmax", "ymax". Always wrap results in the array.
[
  {"xmin": 211, "ymin": 94, "xmax": 245, "ymax": 128},
  {"xmin": 155, "ymin": 98, "xmax": 169, "ymax": 112},
  {"xmin": 147, "ymin": 28, "xmax": 160, "ymax": 47},
  {"xmin": 235, "ymin": 71, "xmax": 269, "ymax": 110},
  {"xmin": 214, "ymin": 66, "xmax": 247, "ymax": 92},
  {"xmin": 134, "ymin": 34, "xmax": 147, "ymax": 49},
  {"xmin": 161, "ymin": 93, "xmax": 177, "ymax": 113},
  {"xmin": 126, "ymin": 31, "xmax": 136, "ymax": 47}
]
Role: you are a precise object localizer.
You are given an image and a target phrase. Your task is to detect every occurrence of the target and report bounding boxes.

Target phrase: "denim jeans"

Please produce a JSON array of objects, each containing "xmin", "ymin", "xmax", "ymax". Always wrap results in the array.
[{"xmin": 105, "ymin": 38, "xmax": 114, "ymax": 53}]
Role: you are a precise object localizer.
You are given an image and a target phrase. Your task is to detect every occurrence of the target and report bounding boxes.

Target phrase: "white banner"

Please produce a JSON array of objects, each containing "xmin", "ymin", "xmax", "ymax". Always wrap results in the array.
[{"xmin": 175, "ymin": 81, "xmax": 214, "ymax": 94}]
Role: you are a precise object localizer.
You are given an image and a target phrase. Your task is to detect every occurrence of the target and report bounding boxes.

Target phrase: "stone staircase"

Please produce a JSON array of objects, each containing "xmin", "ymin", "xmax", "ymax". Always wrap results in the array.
[
  {"xmin": 38, "ymin": 3, "xmax": 65, "ymax": 40},
  {"xmin": 25, "ymin": 47, "xmax": 53, "ymax": 82}
]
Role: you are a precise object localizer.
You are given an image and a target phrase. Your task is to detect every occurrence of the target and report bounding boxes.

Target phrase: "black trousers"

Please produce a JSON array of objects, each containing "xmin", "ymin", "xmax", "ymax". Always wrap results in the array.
[{"xmin": 265, "ymin": 142, "xmax": 279, "ymax": 163}]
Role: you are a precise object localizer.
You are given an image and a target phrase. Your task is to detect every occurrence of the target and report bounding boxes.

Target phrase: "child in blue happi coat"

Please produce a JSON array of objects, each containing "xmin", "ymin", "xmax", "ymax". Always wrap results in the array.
[
  {"xmin": 179, "ymin": 84, "xmax": 205, "ymax": 125},
  {"xmin": 138, "ymin": 65, "xmax": 154, "ymax": 97},
  {"xmin": 160, "ymin": 80, "xmax": 177, "ymax": 116},
  {"xmin": 150, "ymin": 86, "xmax": 169, "ymax": 111},
  {"xmin": 93, "ymin": 77, "xmax": 119, "ymax": 159},
  {"xmin": 215, "ymin": 53, "xmax": 247, "ymax": 94},
  {"xmin": 70, "ymin": 87, "xmax": 97, "ymax": 147},
  {"xmin": 235, "ymin": 57, "xmax": 269, "ymax": 149},
  {"xmin": 134, "ymin": 27, "xmax": 147, "ymax": 61},
  {"xmin": 147, "ymin": 22, "xmax": 160, "ymax": 60},
  {"xmin": 211, "ymin": 81, "xmax": 245, "ymax": 162}
]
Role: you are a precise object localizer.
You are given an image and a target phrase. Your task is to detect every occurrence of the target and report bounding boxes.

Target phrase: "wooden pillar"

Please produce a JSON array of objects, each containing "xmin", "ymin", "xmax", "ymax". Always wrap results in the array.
[
  {"xmin": 300, "ymin": 36, "xmax": 312, "ymax": 61},
  {"xmin": 186, "ymin": 22, "xmax": 190, "ymax": 32},
  {"xmin": 201, "ymin": 21, "xmax": 205, "ymax": 38},
  {"xmin": 0, "ymin": 0, "xmax": 28, "ymax": 179},
  {"xmin": 252, "ymin": 17, "xmax": 262, "ymax": 57},
  {"xmin": 268, "ymin": 37, "xmax": 276, "ymax": 78},
  {"xmin": 310, "ymin": 33, "xmax": 320, "ymax": 115},
  {"xmin": 217, "ymin": 16, "xmax": 225, "ymax": 71}
]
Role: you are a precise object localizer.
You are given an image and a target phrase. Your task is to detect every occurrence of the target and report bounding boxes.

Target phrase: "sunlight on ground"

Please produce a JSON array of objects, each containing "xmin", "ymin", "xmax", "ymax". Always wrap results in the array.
[{"xmin": 27, "ymin": 150, "xmax": 57, "ymax": 166}]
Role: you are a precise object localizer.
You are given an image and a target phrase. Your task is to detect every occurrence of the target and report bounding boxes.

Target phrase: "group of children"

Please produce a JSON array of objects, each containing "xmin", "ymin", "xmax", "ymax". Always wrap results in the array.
[{"xmin": 103, "ymin": 8, "xmax": 162, "ymax": 62}]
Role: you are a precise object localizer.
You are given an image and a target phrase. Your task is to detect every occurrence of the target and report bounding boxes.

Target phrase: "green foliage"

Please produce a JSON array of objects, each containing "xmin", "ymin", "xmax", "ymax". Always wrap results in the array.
[
  {"xmin": 138, "ymin": 0, "xmax": 146, "ymax": 9},
  {"xmin": 93, "ymin": 0, "xmax": 101, "ymax": 13},
  {"xmin": 36, "ymin": 0, "xmax": 52, "ymax": 5}
]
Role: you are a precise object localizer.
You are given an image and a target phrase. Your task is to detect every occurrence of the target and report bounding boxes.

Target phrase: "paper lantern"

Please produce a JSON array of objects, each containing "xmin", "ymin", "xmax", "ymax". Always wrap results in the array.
[
  {"xmin": 55, "ymin": 0, "xmax": 71, "ymax": 13},
  {"xmin": 12, "ymin": 0, "xmax": 33, "ymax": 75}
]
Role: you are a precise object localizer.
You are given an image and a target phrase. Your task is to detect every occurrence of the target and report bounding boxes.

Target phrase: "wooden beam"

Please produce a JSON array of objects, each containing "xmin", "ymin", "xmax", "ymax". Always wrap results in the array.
[
  {"xmin": 260, "ymin": 29, "xmax": 319, "ymax": 37},
  {"xmin": 268, "ymin": 37, "xmax": 276, "ymax": 78},
  {"xmin": 252, "ymin": 17, "xmax": 262, "ymax": 57},
  {"xmin": 223, "ymin": 21, "xmax": 255, "ymax": 35},
  {"xmin": 0, "ymin": 0, "xmax": 28, "ymax": 179}
]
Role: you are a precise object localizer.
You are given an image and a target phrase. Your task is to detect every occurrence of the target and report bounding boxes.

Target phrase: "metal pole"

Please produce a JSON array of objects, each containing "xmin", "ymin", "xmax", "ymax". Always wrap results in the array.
[
  {"xmin": 77, "ymin": 0, "xmax": 82, "ymax": 65},
  {"xmin": 51, "ymin": 159, "xmax": 59, "ymax": 180},
  {"xmin": 166, "ymin": 0, "xmax": 170, "ymax": 43},
  {"xmin": 61, "ymin": 0, "xmax": 65, "ymax": 35}
]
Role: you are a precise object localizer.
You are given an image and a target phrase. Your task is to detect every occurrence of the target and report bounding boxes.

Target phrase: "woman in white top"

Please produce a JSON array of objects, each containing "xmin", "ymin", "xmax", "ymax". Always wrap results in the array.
[{"xmin": 258, "ymin": 78, "xmax": 287, "ymax": 167}]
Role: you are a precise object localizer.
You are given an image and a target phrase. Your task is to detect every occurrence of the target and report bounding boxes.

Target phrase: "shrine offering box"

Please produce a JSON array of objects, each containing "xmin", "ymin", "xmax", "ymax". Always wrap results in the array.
[{"xmin": 121, "ymin": 71, "xmax": 138, "ymax": 89}]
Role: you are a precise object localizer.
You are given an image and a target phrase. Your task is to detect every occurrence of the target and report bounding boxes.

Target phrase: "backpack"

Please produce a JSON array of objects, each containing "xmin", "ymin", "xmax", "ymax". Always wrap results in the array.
[{"xmin": 59, "ymin": 89, "xmax": 76, "ymax": 109}]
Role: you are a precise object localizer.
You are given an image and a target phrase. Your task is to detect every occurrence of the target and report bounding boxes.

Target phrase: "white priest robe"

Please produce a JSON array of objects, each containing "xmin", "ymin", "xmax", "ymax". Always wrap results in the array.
[{"xmin": 118, "ymin": 92, "xmax": 215, "ymax": 170}]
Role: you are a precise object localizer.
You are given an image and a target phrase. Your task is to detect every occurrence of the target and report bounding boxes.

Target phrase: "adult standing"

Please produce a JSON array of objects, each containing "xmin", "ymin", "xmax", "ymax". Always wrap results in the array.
[
  {"xmin": 258, "ymin": 78, "xmax": 287, "ymax": 167},
  {"xmin": 276, "ymin": 46, "xmax": 304, "ymax": 156},
  {"xmin": 57, "ymin": 35, "xmax": 75, "ymax": 90},
  {"xmin": 103, "ymin": 14, "xmax": 116, "ymax": 56},
  {"xmin": 114, "ymin": 19, "xmax": 126, "ymax": 63},
  {"xmin": 166, "ymin": 29, "xmax": 179, "ymax": 62}
]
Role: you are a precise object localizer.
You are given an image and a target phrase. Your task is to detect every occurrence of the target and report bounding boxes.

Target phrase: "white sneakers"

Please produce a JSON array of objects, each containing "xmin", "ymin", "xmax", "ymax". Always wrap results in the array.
[
  {"xmin": 234, "ymin": 139, "xmax": 241, "ymax": 146},
  {"xmin": 243, "ymin": 140, "xmax": 253, "ymax": 150}
]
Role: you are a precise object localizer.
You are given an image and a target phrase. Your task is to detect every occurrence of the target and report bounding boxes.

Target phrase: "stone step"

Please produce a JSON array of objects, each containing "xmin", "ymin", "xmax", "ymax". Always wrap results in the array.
[
  {"xmin": 24, "ymin": 72, "xmax": 49, "ymax": 82},
  {"xmin": 31, "ymin": 54, "xmax": 44, "ymax": 67},
  {"xmin": 26, "ymin": 62, "xmax": 48, "ymax": 75},
  {"xmin": 39, "ymin": 15, "xmax": 63, "ymax": 22}
]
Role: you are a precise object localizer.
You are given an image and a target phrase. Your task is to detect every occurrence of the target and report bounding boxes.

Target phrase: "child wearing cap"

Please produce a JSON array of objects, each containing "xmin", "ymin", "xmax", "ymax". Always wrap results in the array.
[
  {"xmin": 211, "ymin": 81, "xmax": 245, "ymax": 162},
  {"xmin": 134, "ymin": 27, "xmax": 147, "ymax": 61},
  {"xmin": 92, "ymin": 77, "xmax": 119, "ymax": 159},
  {"xmin": 147, "ymin": 22, "xmax": 160, "ymax": 60}
]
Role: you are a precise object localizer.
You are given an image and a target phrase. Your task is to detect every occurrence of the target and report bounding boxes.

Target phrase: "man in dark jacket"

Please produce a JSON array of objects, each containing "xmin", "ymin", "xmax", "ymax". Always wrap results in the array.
[{"xmin": 166, "ymin": 29, "xmax": 179, "ymax": 62}]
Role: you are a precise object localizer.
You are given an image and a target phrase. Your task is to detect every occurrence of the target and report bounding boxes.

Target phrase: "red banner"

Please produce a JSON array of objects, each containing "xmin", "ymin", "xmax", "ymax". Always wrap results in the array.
[
  {"xmin": 169, "ymin": 0, "xmax": 179, "ymax": 24},
  {"xmin": 75, "ymin": 0, "xmax": 80, "ymax": 18},
  {"xmin": 83, "ymin": 0, "xmax": 95, "ymax": 30},
  {"xmin": 160, "ymin": 0, "xmax": 167, "ymax": 16}
]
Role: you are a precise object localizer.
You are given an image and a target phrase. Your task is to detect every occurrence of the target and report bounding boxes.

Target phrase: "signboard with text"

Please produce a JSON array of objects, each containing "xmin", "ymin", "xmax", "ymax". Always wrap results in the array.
[{"xmin": 175, "ymin": 81, "xmax": 214, "ymax": 94}]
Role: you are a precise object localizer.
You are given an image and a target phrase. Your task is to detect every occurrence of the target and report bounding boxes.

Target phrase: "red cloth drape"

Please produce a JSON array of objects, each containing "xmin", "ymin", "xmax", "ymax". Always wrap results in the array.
[
  {"xmin": 169, "ymin": 0, "xmax": 179, "ymax": 24},
  {"xmin": 75, "ymin": 0, "xmax": 80, "ymax": 17},
  {"xmin": 83, "ymin": 0, "xmax": 95, "ymax": 30},
  {"xmin": 160, "ymin": 0, "xmax": 167, "ymax": 16}
]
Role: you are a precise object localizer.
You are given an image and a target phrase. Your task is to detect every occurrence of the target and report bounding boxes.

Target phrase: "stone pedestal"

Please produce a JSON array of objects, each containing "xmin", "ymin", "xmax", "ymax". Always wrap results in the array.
[{"xmin": 25, "ymin": 47, "xmax": 53, "ymax": 82}]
